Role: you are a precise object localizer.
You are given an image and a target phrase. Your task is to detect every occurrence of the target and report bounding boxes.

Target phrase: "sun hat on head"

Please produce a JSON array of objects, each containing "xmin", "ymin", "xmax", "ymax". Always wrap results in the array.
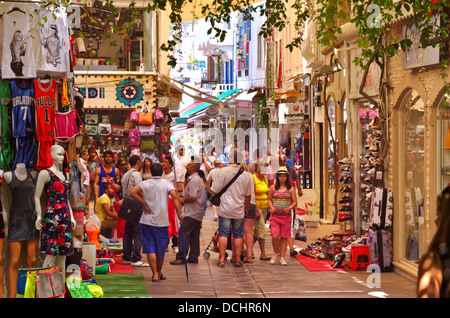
[{"xmin": 276, "ymin": 166, "xmax": 289, "ymax": 175}]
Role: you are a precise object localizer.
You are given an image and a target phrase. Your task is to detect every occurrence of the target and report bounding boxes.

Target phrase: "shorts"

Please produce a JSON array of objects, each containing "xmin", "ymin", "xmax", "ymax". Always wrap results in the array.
[
  {"xmin": 253, "ymin": 207, "xmax": 268, "ymax": 239},
  {"xmin": 218, "ymin": 216, "xmax": 244, "ymax": 239},
  {"xmin": 270, "ymin": 212, "xmax": 292, "ymax": 239},
  {"xmin": 244, "ymin": 204, "xmax": 256, "ymax": 219},
  {"xmin": 35, "ymin": 140, "xmax": 53, "ymax": 170},
  {"xmin": 55, "ymin": 111, "xmax": 78, "ymax": 142},
  {"xmin": 14, "ymin": 136, "xmax": 35, "ymax": 171},
  {"xmin": 141, "ymin": 224, "xmax": 169, "ymax": 259}
]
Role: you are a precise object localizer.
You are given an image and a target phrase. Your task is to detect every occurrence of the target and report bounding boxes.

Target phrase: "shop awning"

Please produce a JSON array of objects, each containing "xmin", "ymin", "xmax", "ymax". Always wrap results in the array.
[
  {"xmin": 181, "ymin": 88, "xmax": 242, "ymax": 118},
  {"xmin": 235, "ymin": 91, "xmax": 258, "ymax": 109},
  {"xmin": 174, "ymin": 117, "xmax": 188, "ymax": 125}
]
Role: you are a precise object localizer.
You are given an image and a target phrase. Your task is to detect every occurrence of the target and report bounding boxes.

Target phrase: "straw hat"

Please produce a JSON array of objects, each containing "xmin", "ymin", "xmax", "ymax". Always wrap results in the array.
[{"xmin": 276, "ymin": 166, "xmax": 289, "ymax": 175}]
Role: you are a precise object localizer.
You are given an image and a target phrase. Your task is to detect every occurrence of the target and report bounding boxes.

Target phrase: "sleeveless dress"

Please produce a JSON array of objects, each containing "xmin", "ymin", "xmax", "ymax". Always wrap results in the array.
[
  {"xmin": 40, "ymin": 169, "xmax": 74, "ymax": 256},
  {"xmin": 270, "ymin": 189, "xmax": 292, "ymax": 238},
  {"xmin": 7, "ymin": 171, "xmax": 40, "ymax": 241}
]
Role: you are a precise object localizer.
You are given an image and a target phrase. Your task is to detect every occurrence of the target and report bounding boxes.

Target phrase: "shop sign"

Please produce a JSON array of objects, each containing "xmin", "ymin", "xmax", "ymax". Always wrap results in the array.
[
  {"xmin": 205, "ymin": 106, "xmax": 220, "ymax": 117},
  {"xmin": 402, "ymin": 13, "xmax": 440, "ymax": 69},
  {"xmin": 275, "ymin": 91, "xmax": 302, "ymax": 99},
  {"xmin": 75, "ymin": 74, "xmax": 155, "ymax": 109},
  {"xmin": 349, "ymin": 48, "xmax": 380, "ymax": 99},
  {"xmin": 279, "ymin": 103, "xmax": 306, "ymax": 124}
]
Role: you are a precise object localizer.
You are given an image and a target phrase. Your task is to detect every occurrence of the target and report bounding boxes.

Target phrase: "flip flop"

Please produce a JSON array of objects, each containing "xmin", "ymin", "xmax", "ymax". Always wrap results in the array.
[
  {"xmin": 217, "ymin": 260, "xmax": 225, "ymax": 267},
  {"xmin": 152, "ymin": 277, "xmax": 160, "ymax": 282},
  {"xmin": 159, "ymin": 274, "xmax": 167, "ymax": 280}
]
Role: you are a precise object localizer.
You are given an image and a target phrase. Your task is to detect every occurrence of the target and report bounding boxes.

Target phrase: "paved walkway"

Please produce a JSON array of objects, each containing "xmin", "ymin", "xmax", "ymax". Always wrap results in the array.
[{"xmin": 130, "ymin": 206, "xmax": 417, "ymax": 299}]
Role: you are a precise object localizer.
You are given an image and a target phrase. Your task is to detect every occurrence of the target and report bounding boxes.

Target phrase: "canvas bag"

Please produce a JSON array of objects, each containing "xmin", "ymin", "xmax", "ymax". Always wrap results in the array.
[
  {"xmin": 209, "ymin": 168, "xmax": 244, "ymax": 206},
  {"xmin": 36, "ymin": 267, "xmax": 66, "ymax": 298},
  {"xmin": 138, "ymin": 123, "xmax": 155, "ymax": 136},
  {"xmin": 369, "ymin": 187, "xmax": 393, "ymax": 229},
  {"xmin": 293, "ymin": 214, "xmax": 307, "ymax": 242},
  {"xmin": 138, "ymin": 105, "xmax": 153, "ymax": 125},
  {"xmin": 369, "ymin": 229, "xmax": 391, "ymax": 271},
  {"xmin": 118, "ymin": 171, "xmax": 143, "ymax": 223}
]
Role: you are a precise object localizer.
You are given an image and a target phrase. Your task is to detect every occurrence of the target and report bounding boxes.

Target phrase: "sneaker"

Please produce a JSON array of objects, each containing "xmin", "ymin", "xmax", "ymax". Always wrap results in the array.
[
  {"xmin": 339, "ymin": 196, "xmax": 352, "ymax": 204},
  {"xmin": 270, "ymin": 253, "xmax": 279, "ymax": 264},
  {"xmin": 339, "ymin": 157, "xmax": 351, "ymax": 164},
  {"xmin": 290, "ymin": 249, "xmax": 298, "ymax": 257},
  {"xmin": 340, "ymin": 186, "xmax": 352, "ymax": 193},
  {"xmin": 280, "ymin": 257, "xmax": 288, "ymax": 266},
  {"xmin": 131, "ymin": 261, "xmax": 150, "ymax": 267}
]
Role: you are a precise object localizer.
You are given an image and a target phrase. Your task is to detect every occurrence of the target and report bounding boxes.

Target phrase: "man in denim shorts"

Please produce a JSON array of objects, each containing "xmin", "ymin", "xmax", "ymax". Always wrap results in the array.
[
  {"xmin": 211, "ymin": 150, "xmax": 251, "ymax": 267},
  {"xmin": 130, "ymin": 163, "xmax": 182, "ymax": 282}
]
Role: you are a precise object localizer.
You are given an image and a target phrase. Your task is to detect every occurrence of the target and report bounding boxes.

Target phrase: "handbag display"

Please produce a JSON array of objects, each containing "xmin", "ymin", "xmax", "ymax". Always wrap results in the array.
[
  {"xmin": 138, "ymin": 109, "xmax": 153, "ymax": 125},
  {"xmin": 209, "ymin": 168, "xmax": 244, "ymax": 206}
]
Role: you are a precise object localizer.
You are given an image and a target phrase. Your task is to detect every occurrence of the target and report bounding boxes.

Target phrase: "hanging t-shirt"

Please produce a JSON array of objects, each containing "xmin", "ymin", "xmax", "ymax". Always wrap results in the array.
[
  {"xmin": 10, "ymin": 80, "xmax": 35, "ymax": 138},
  {"xmin": 2, "ymin": 13, "xmax": 36, "ymax": 79},
  {"xmin": 0, "ymin": 80, "xmax": 14, "ymax": 172},
  {"xmin": 38, "ymin": 9, "xmax": 69, "ymax": 73},
  {"xmin": 34, "ymin": 78, "xmax": 56, "ymax": 142}
]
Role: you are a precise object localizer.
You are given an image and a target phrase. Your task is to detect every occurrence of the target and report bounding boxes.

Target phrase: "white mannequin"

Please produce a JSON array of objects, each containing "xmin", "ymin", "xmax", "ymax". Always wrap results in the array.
[
  {"xmin": 4, "ymin": 164, "xmax": 39, "ymax": 298},
  {"xmin": 34, "ymin": 145, "xmax": 76, "ymax": 270}
]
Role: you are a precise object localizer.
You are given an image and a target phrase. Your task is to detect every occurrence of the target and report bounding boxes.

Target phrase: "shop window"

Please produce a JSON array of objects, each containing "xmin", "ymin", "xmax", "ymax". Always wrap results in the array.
[
  {"xmin": 359, "ymin": 102, "xmax": 379, "ymax": 234},
  {"xmin": 401, "ymin": 90, "xmax": 425, "ymax": 266},
  {"xmin": 439, "ymin": 103, "xmax": 450, "ymax": 191}
]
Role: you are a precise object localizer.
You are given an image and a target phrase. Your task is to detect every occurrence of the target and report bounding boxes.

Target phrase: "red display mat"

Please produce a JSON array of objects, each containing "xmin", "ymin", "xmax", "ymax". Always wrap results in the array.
[{"xmin": 295, "ymin": 254, "xmax": 350, "ymax": 271}]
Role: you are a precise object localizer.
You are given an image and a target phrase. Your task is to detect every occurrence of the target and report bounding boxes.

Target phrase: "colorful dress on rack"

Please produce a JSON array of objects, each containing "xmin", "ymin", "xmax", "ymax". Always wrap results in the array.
[{"xmin": 41, "ymin": 169, "xmax": 74, "ymax": 256}]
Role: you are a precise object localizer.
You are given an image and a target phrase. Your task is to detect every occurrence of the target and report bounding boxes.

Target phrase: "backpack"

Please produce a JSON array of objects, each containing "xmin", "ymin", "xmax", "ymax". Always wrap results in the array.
[
  {"xmin": 128, "ymin": 128, "xmax": 140, "ymax": 147},
  {"xmin": 130, "ymin": 110, "xmax": 139, "ymax": 124},
  {"xmin": 155, "ymin": 107, "xmax": 164, "ymax": 121}
]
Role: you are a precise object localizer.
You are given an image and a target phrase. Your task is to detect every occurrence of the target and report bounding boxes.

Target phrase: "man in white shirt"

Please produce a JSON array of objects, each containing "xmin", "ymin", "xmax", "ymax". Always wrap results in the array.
[
  {"xmin": 173, "ymin": 145, "xmax": 189, "ymax": 195},
  {"xmin": 130, "ymin": 163, "xmax": 182, "ymax": 282},
  {"xmin": 211, "ymin": 150, "xmax": 251, "ymax": 267}
]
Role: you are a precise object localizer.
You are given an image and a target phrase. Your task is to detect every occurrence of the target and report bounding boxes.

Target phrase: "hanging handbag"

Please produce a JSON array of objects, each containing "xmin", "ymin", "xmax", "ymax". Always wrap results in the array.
[
  {"xmin": 35, "ymin": 267, "xmax": 66, "ymax": 298},
  {"xmin": 118, "ymin": 171, "xmax": 143, "ymax": 222},
  {"xmin": 209, "ymin": 168, "xmax": 244, "ymax": 206},
  {"xmin": 138, "ymin": 105, "xmax": 153, "ymax": 125}
]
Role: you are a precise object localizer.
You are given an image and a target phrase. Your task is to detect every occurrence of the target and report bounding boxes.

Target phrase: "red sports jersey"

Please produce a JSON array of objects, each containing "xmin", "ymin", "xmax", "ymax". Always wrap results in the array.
[{"xmin": 34, "ymin": 79, "xmax": 56, "ymax": 142}]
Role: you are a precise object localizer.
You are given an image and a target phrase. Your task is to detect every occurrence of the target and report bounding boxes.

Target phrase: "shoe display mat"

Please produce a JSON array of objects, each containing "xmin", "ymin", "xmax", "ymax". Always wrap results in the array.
[
  {"xmin": 109, "ymin": 257, "xmax": 135, "ymax": 274},
  {"xmin": 295, "ymin": 255, "xmax": 350, "ymax": 271}
]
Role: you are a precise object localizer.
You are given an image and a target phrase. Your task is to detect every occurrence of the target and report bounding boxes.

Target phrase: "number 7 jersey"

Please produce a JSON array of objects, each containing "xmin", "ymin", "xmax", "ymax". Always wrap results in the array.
[
  {"xmin": 34, "ymin": 79, "xmax": 56, "ymax": 142},
  {"xmin": 10, "ymin": 80, "xmax": 35, "ymax": 138}
]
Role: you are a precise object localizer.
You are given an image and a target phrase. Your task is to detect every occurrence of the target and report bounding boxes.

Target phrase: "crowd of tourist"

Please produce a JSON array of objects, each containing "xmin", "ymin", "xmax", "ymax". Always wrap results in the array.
[{"xmin": 76, "ymin": 144, "xmax": 304, "ymax": 282}]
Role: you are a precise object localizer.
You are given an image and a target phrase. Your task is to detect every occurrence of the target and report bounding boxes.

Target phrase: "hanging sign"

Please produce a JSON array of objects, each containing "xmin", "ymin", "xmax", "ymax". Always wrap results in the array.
[
  {"xmin": 74, "ymin": 73, "xmax": 156, "ymax": 109},
  {"xmin": 280, "ymin": 103, "xmax": 306, "ymax": 124}
]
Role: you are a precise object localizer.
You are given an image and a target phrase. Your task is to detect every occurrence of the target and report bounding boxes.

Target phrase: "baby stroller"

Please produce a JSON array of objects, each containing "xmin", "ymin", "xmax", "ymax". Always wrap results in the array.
[{"xmin": 203, "ymin": 229, "xmax": 243, "ymax": 260}]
